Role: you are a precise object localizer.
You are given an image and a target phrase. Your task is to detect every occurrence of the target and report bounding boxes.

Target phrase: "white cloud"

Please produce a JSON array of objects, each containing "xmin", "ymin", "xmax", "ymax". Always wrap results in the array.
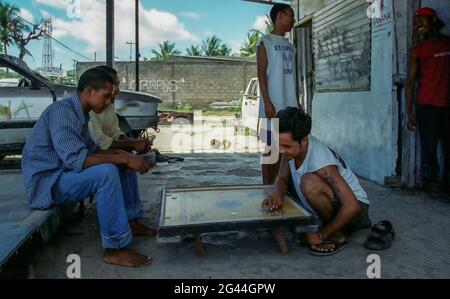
[
  {"xmin": 253, "ymin": 15, "xmax": 270, "ymax": 32},
  {"xmin": 229, "ymin": 40, "xmax": 242, "ymax": 55},
  {"xmin": 40, "ymin": 10, "xmax": 51, "ymax": 18},
  {"xmin": 20, "ymin": 8, "xmax": 34, "ymax": 23},
  {"xmin": 180, "ymin": 12, "xmax": 202, "ymax": 20},
  {"xmin": 34, "ymin": 0, "xmax": 69, "ymax": 10},
  {"xmin": 44, "ymin": 0, "xmax": 197, "ymax": 59}
]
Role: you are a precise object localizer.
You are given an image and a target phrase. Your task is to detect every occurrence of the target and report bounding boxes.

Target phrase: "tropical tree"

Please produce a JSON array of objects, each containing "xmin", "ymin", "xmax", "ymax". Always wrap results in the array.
[
  {"xmin": 240, "ymin": 15, "xmax": 273, "ymax": 57},
  {"xmin": 219, "ymin": 43, "xmax": 232, "ymax": 56},
  {"xmin": 13, "ymin": 19, "xmax": 45, "ymax": 61},
  {"xmin": 186, "ymin": 44, "xmax": 202, "ymax": 56},
  {"xmin": 151, "ymin": 40, "xmax": 181, "ymax": 60},
  {"xmin": 240, "ymin": 30, "xmax": 263, "ymax": 57},
  {"xmin": 201, "ymin": 35, "xmax": 231, "ymax": 57},
  {"xmin": 0, "ymin": 1, "xmax": 22, "ymax": 56},
  {"xmin": 258, "ymin": 14, "xmax": 273, "ymax": 35}
]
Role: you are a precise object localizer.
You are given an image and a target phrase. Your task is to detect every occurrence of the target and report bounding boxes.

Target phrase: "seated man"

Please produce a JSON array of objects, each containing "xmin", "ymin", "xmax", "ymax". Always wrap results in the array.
[
  {"xmin": 22, "ymin": 68, "xmax": 155, "ymax": 268},
  {"xmin": 88, "ymin": 65, "xmax": 152, "ymax": 154},
  {"xmin": 262, "ymin": 107, "xmax": 371, "ymax": 256}
]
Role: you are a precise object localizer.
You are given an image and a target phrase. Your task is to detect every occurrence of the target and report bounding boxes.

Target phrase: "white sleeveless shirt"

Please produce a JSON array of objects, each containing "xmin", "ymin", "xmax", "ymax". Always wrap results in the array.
[
  {"xmin": 288, "ymin": 136, "xmax": 369, "ymax": 215},
  {"xmin": 257, "ymin": 34, "xmax": 298, "ymax": 118}
]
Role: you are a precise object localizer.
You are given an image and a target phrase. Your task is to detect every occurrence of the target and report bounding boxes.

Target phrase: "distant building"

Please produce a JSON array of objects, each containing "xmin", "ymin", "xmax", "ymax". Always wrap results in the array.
[{"xmin": 36, "ymin": 67, "xmax": 67, "ymax": 78}]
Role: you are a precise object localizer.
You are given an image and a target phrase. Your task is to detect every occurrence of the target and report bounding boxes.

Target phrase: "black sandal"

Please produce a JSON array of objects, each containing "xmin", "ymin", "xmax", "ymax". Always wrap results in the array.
[
  {"xmin": 364, "ymin": 220, "xmax": 395, "ymax": 250},
  {"xmin": 309, "ymin": 241, "xmax": 349, "ymax": 257}
]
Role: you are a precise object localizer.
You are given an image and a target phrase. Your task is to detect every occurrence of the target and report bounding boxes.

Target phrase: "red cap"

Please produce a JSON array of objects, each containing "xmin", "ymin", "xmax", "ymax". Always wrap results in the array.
[{"xmin": 415, "ymin": 7, "xmax": 437, "ymax": 17}]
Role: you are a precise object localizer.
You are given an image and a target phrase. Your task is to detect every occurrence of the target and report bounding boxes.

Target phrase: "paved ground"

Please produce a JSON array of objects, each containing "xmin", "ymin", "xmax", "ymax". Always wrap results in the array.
[{"xmin": 19, "ymin": 153, "xmax": 450, "ymax": 279}]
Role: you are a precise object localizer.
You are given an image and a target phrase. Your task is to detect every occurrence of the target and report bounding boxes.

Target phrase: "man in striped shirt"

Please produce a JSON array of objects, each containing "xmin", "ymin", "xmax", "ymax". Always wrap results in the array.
[{"xmin": 22, "ymin": 68, "xmax": 154, "ymax": 268}]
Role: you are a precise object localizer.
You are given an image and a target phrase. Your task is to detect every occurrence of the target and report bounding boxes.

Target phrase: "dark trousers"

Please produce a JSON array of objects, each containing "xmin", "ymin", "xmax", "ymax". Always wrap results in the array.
[{"xmin": 416, "ymin": 105, "xmax": 450, "ymax": 188}]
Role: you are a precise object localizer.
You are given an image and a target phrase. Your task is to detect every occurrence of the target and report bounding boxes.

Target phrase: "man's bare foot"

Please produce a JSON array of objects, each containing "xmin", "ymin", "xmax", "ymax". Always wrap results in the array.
[
  {"xmin": 103, "ymin": 248, "xmax": 152, "ymax": 268},
  {"xmin": 129, "ymin": 221, "xmax": 157, "ymax": 237},
  {"xmin": 328, "ymin": 231, "xmax": 346, "ymax": 245}
]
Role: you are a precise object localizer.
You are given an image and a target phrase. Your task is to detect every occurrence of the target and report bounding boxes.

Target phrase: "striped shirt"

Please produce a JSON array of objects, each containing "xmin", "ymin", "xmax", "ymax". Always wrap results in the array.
[{"xmin": 22, "ymin": 93, "xmax": 99, "ymax": 209}]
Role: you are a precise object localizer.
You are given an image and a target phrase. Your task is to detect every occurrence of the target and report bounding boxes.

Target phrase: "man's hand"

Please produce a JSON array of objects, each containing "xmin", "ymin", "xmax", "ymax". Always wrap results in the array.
[
  {"xmin": 262, "ymin": 193, "xmax": 283, "ymax": 211},
  {"xmin": 126, "ymin": 155, "xmax": 151, "ymax": 174},
  {"xmin": 133, "ymin": 139, "xmax": 151, "ymax": 154},
  {"xmin": 407, "ymin": 114, "xmax": 416, "ymax": 132},
  {"xmin": 264, "ymin": 101, "xmax": 277, "ymax": 119}
]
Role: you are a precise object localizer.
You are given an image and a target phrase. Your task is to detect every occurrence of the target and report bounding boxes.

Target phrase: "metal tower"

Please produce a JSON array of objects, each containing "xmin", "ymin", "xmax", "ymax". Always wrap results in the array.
[{"xmin": 42, "ymin": 18, "xmax": 53, "ymax": 71}]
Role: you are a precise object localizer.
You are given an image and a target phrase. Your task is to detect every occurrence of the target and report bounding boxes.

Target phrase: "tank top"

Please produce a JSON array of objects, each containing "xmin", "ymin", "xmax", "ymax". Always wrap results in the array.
[
  {"xmin": 288, "ymin": 136, "xmax": 369, "ymax": 216},
  {"xmin": 257, "ymin": 34, "xmax": 298, "ymax": 117}
]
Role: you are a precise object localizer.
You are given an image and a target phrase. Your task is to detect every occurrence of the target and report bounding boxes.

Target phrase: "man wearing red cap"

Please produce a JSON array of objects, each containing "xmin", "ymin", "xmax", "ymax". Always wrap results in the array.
[{"xmin": 406, "ymin": 7, "xmax": 450, "ymax": 197}]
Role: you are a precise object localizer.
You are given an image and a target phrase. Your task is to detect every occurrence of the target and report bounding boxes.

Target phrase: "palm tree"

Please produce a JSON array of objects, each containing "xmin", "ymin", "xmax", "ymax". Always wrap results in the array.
[
  {"xmin": 186, "ymin": 44, "xmax": 202, "ymax": 56},
  {"xmin": 151, "ymin": 40, "xmax": 181, "ymax": 61},
  {"xmin": 202, "ymin": 35, "xmax": 231, "ymax": 57},
  {"xmin": 0, "ymin": 1, "xmax": 22, "ymax": 56},
  {"xmin": 219, "ymin": 43, "xmax": 231, "ymax": 56},
  {"xmin": 240, "ymin": 30, "xmax": 263, "ymax": 57}
]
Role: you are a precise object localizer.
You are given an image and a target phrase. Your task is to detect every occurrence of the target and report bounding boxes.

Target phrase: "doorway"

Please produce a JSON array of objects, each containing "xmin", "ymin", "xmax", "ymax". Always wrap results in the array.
[{"xmin": 294, "ymin": 19, "xmax": 314, "ymax": 115}]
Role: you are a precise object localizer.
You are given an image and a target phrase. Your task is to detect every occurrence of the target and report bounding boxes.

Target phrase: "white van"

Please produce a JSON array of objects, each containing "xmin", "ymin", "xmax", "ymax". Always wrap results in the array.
[{"xmin": 240, "ymin": 77, "xmax": 260, "ymax": 134}]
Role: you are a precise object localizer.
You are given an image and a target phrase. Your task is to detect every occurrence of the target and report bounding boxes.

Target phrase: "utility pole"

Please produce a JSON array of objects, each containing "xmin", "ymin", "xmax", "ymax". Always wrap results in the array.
[
  {"xmin": 135, "ymin": 0, "xmax": 140, "ymax": 91},
  {"xmin": 126, "ymin": 41, "xmax": 135, "ymax": 62},
  {"xmin": 72, "ymin": 59, "xmax": 77, "ymax": 82},
  {"xmin": 106, "ymin": 0, "xmax": 114, "ymax": 67}
]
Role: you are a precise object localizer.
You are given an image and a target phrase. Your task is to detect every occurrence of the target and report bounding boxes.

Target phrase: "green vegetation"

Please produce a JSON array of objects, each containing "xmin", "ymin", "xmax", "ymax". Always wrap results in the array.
[
  {"xmin": 149, "ymin": 40, "xmax": 182, "ymax": 61},
  {"xmin": 0, "ymin": 68, "xmax": 19, "ymax": 79},
  {"xmin": 0, "ymin": 1, "xmax": 44, "ymax": 61}
]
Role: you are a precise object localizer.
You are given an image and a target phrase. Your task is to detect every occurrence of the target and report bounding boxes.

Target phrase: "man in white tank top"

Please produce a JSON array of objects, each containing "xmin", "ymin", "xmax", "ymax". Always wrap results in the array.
[
  {"xmin": 257, "ymin": 4, "xmax": 299, "ymax": 185},
  {"xmin": 262, "ymin": 107, "xmax": 371, "ymax": 256}
]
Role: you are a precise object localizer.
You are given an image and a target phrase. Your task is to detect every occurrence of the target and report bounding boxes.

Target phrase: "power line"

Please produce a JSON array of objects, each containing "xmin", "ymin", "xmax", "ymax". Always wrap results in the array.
[{"xmin": 11, "ymin": 11, "xmax": 94, "ymax": 61}]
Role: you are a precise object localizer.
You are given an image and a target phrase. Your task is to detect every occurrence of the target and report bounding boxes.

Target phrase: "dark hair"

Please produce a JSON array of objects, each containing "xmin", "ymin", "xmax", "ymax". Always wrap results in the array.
[
  {"xmin": 277, "ymin": 107, "xmax": 311, "ymax": 143},
  {"xmin": 95, "ymin": 65, "xmax": 118, "ymax": 76},
  {"xmin": 270, "ymin": 4, "xmax": 292, "ymax": 25},
  {"xmin": 77, "ymin": 67, "xmax": 115, "ymax": 92}
]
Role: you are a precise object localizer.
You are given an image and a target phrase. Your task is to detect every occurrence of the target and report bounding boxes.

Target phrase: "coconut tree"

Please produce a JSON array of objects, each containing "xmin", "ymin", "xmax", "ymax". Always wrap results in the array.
[
  {"xmin": 186, "ymin": 44, "xmax": 202, "ymax": 56},
  {"xmin": 0, "ymin": 1, "xmax": 22, "ymax": 56},
  {"xmin": 151, "ymin": 40, "xmax": 181, "ymax": 61},
  {"xmin": 202, "ymin": 35, "xmax": 231, "ymax": 57},
  {"xmin": 240, "ymin": 30, "xmax": 263, "ymax": 57},
  {"xmin": 219, "ymin": 43, "xmax": 231, "ymax": 56}
]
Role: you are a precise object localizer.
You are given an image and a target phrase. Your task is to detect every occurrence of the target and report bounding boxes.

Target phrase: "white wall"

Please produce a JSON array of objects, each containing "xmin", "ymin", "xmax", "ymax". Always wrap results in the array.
[{"xmin": 311, "ymin": 0, "xmax": 397, "ymax": 184}]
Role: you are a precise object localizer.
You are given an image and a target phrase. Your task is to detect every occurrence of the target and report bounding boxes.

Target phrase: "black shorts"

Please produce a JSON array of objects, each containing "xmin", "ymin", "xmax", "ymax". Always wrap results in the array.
[{"xmin": 332, "ymin": 200, "xmax": 371, "ymax": 232}]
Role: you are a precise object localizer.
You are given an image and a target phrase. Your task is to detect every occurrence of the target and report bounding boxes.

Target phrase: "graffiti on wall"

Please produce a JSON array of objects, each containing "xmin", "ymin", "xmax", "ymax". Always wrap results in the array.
[{"xmin": 127, "ymin": 79, "xmax": 180, "ymax": 93}]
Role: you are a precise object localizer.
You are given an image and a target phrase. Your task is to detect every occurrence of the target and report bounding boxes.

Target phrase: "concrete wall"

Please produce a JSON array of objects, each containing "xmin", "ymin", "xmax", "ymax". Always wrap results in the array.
[
  {"xmin": 78, "ymin": 56, "xmax": 257, "ymax": 109},
  {"xmin": 294, "ymin": 0, "xmax": 398, "ymax": 184}
]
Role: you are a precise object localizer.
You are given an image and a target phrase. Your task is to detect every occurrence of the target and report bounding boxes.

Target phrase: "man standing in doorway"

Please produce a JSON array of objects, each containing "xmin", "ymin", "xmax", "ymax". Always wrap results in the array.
[
  {"xmin": 257, "ymin": 3, "xmax": 300, "ymax": 185},
  {"xmin": 406, "ymin": 7, "xmax": 450, "ymax": 197}
]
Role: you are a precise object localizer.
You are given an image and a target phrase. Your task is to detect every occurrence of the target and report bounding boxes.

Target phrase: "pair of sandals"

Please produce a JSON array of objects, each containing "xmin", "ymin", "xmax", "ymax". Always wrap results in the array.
[{"xmin": 307, "ymin": 220, "xmax": 395, "ymax": 256}]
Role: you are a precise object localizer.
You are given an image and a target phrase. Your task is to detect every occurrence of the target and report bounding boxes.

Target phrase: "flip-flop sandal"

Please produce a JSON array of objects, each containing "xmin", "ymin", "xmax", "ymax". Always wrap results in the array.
[
  {"xmin": 308, "ymin": 241, "xmax": 349, "ymax": 257},
  {"xmin": 364, "ymin": 220, "xmax": 395, "ymax": 250}
]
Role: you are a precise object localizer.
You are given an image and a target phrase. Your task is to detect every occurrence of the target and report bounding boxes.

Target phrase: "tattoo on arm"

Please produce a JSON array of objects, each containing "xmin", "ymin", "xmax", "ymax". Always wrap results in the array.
[{"xmin": 318, "ymin": 168, "xmax": 341, "ymax": 195}]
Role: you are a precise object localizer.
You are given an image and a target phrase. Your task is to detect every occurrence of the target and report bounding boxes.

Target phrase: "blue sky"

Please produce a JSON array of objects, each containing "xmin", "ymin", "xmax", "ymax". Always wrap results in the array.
[{"xmin": 8, "ymin": 0, "xmax": 271, "ymax": 70}]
